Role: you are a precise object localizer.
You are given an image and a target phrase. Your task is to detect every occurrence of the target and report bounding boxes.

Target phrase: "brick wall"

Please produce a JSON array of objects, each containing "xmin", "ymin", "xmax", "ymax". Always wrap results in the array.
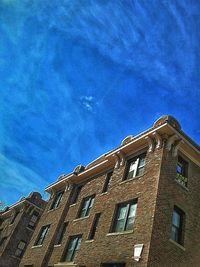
[
  {"xmin": 148, "ymin": 150, "xmax": 200, "ymax": 267},
  {"xmin": 20, "ymin": 148, "xmax": 164, "ymax": 267}
]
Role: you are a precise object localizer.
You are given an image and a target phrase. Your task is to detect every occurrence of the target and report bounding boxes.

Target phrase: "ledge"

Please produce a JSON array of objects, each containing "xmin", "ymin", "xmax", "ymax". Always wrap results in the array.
[
  {"xmin": 69, "ymin": 203, "xmax": 77, "ymax": 207},
  {"xmin": 106, "ymin": 230, "xmax": 133, "ymax": 236},
  {"xmin": 169, "ymin": 239, "xmax": 186, "ymax": 251},
  {"xmin": 99, "ymin": 192, "xmax": 108, "ymax": 196},
  {"xmin": 26, "ymin": 226, "xmax": 34, "ymax": 231},
  {"xmin": 31, "ymin": 245, "xmax": 43, "ymax": 249},
  {"xmin": 174, "ymin": 180, "xmax": 189, "ymax": 192},
  {"xmin": 85, "ymin": 239, "xmax": 94, "ymax": 243},
  {"xmin": 54, "ymin": 262, "xmax": 77, "ymax": 267},
  {"xmin": 73, "ymin": 216, "xmax": 89, "ymax": 222},
  {"xmin": 47, "ymin": 207, "xmax": 61, "ymax": 213}
]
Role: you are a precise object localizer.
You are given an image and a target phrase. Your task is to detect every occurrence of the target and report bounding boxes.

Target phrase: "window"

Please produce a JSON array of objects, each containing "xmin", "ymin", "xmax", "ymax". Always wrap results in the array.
[
  {"xmin": 0, "ymin": 228, "xmax": 3, "ymax": 238},
  {"xmin": 56, "ymin": 222, "xmax": 68, "ymax": 245},
  {"xmin": 111, "ymin": 200, "xmax": 137, "ymax": 233},
  {"xmin": 171, "ymin": 207, "xmax": 184, "ymax": 245},
  {"xmin": 15, "ymin": 241, "xmax": 26, "ymax": 258},
  {"xmin": 34, "ymin": 225, "xmax": 50, "ymax": 246},
  {"xmin": 70, "ymin": 185, "xmax": 82, "ymax": 205},
  {"xmin": 78, "ymin": 195, "xmax": 95, "ymax": 218},
  {"xmin": 0, "ymin": 236, "xmax": 7, "ymax": 247},
  {"xmin": 10, "ymin": 211, "xmax": 19, "ymax": 224},
  {"xmin": 27, "ymin": 211, "xmax": 39, "ymax": 229},
  {"xmin": 50, "ymin": 191, "xmax": 63, "ymax": 210},
  {"xmin": 176, "ymin": 156, "xmax": 188, "ymax": 187},
  {"xmin": 125, "ymin": 154, "xmax": 146, "ymax": 180},
  {"xmin": 88, "ymin": 213, "xmax": 101, "ymax": 240},
  {"xmin": 102, "ymin": 172, "xmax": 113, "ymax": 193},
  {"xmin": 63, "ymin": 235, "xmax": 82, "ymax": 262}
]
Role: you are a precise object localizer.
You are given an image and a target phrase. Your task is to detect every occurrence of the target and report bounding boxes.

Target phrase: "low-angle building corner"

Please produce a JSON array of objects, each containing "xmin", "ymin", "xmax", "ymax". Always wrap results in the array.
[{"xmin": 6, "ymin": 115, "xmax": 200, "ymax": 267}]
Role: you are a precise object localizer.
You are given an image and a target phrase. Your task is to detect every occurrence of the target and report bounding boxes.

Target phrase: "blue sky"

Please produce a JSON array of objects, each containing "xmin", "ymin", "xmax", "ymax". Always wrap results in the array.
[{"xmin": 0, "ymin": 0, "xmax": 200, "ymax": 206}]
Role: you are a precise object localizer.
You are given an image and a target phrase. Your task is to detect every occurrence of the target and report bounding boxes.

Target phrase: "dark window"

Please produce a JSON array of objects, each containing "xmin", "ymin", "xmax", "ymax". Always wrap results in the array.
[
  {"xmin": 10, "ymin": 211, "xmax": 19, "ymax": 224},
  {"xmin": 0, "ymin": 228, "xmax": 3, "ymax": 238},
  {"xmin": 88, "ymin": 213, "xmax": 101, "ymax": 240},
  {"xmin": 125, "ymin": 154, "xmax": 146, "ymax": 180},
  {"xmin": 15, "ymin": 241, "xmax": 26, "ymax": 258},
  {"xmin": 56, "ymin": 222, "xmax": 68, "ymax": 245},
  {"xmin": 78, "ymin": 195, "xmax": 95, "ymax": 218},
  {"xmin": 63, "ymin": 235, "xmax": 82, "ymax": 262},
  {"xmin": 102, "ymin": 172, "xmax": 113, "ymax": 193},
  {"xmin": 27, "ymin": 211, "xmax": 39, "ymax": 229},
  {"xmin": 50, "ymin": 191, "xmax": 63, "ymax": 210},
  {"xmin": 0, "ymin": 236, "xmax": 7, "ymax": 247},
  {"xmin": 112, "ymin": 200, "xmax": 137, "ymax": 233},
  {"xmin": 70, "ymin": 185, "xmax": 82, "ymax": 205},
  {"xmin": 176, "ymin": 156, "xmax": 188, "ymax": 187},
  {"xmin": 171, "ymin": 207, "xmax": 185, "ymax": 245},
  {"xmin": 34, "ymin": 225, "xmax": 50, "ymax": 246}
]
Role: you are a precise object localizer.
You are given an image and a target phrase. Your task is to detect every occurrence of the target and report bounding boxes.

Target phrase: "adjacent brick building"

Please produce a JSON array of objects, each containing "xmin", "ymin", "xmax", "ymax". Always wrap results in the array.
[
  {"xmin": 0, "ymin": 192, "xmax": 46, "ymax": 267},
  {"xmin": 18, "ymin": 115, "xmax": 200, "ymax": 267}
]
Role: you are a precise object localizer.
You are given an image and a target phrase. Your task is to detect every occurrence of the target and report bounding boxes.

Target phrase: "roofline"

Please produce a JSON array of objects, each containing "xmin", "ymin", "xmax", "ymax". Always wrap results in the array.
[
  {"xmin": 45, "ymin": 121, "xmax": 200, "ymax": 192},
  {"xmin": 1, "ymin": 198, "xmax": 43, "ymax": 216},
  {"xmin": 45, "ymin": 123, "xmax": 167, "ymax": 191}
]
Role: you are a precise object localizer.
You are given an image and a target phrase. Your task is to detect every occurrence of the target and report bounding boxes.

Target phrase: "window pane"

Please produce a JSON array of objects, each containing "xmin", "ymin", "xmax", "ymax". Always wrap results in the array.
[
  {"xmin": 18, "ymin": 241, "xmax": 26, "ymax": 249},
  {"xmin": 79, "ymin": 196, "xmax": 95, "ymax": 218},
  {"xmin": 171, "ymin": 226, "xmax": 179, "ymax": 242},
  {"xmin": 136, "ymin": 166, "xmax": 144, "ymax": 176},
  {"xmin": 176, "ymin": 163, "xmax": 182, "ymax": 174},
  {"xmin": 172, "ymin": 211, "xmax": 180, "ymax": 227},
  {"xmin": 114, "ymin": 219, "xmax": 126, "ymax": 232},
  {"xmin": 138, "ymin": 157, "xmax": 145, "ymax": 167},
  {"xmin": 35, "ymin": 225, "xmax": 49, "ymax": 245},
  {"xmin": 117, "ymin": 206, "xmax": 127, "ymax": 220},
  {"xmin": 127, "ymin": 160, "xmax": 138, "ymax": 179},
  {"xmin": 112, "ymin": 200, "xmax": 137, "ymax": 233},
  {"xmin": 64, "ymin": 236, "xmax": 82, "ymax": 262},
  {"xmin": 102, "ymin": 172, "xmax": 112, "ymax": 193}
]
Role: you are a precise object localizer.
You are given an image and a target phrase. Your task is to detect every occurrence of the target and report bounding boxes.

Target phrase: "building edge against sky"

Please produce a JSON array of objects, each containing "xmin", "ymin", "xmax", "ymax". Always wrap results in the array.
[
  {"xmin": 1, "ymin": 115, "xmax": 200, "ymax": 267},
  {"xmin": 0, "ymin": 192, "xmax": 46, "ymax": 267}
]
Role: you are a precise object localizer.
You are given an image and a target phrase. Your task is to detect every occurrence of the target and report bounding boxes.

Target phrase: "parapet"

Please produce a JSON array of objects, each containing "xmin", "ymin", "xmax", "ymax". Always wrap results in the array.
[{"xmin": 153, "ymin": 115, "xmax": 181, "ymax": 130}]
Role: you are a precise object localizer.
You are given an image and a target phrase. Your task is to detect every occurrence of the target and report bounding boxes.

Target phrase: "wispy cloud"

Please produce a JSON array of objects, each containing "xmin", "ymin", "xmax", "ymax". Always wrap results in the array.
[
  {"xmin": 80, "ymin": 96, "xmax": 95, "ymax": 112},
  {"xmin": 0, "ymin": 153, "xmax": 47, "ymax": 205}
]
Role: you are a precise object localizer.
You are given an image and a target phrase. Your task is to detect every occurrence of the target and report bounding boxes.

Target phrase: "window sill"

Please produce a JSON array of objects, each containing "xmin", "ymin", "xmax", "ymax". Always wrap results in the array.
[
  {"xmin": 106, "ymin": 230, "xmax": 133, "ymax": 236},
  {"xmin": 73, "ymin": 216, "xmax": 89, "ymax": 222},
  {"xmin": 169, "ymin": 239, "xmax": 185, "ymax": 251},
  {"xmin": 99, "ymin": 192, "xmax": 108, "ymax": 196},
  {"xmin": 120, "ymin": 175, "xmax": 143, "ymax": 185},
  {"xmin": 69, "ymin": 203, "xmax": 77, "ymax": 207},
  {"xmin": 47, "ymin": 207, "xmax": 60, "ymax": 213},
  {"xmin": 31, "ymin": 245, "xmax": 43, "ymax": 248},
  {"xmin": 174, "ymin": 180, "xmax": 189, "ymax": 192},
  {"xmin": 54, "ymin": 262, "xmax": 77, "ymax": 267},
  {"xmin": 85, "ymin": 239, "xmax": 94, "ymax": 243},
  {"xmin": 26, "ymin": 226, "xmax": 34, "ymax": 231}
]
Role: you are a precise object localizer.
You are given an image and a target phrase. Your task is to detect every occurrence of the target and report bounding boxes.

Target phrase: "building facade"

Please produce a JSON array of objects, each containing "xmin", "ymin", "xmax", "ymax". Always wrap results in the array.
[
  {"xmin": 18, "ymin": 116, "xmax": 200, "ymax": 267},
  {"xmin": 0, "ymin": 192, "xmax": 46, "ymax": 267}
]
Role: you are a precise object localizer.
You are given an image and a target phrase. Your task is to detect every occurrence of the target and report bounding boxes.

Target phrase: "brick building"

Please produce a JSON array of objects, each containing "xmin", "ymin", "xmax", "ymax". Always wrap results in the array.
[
  {"xmin": 19, "ymin": 115, "xmax": 200, "ymax": 267},
  {"xmin": 0, "ymin": 192, "xmax": 46, "ymax": 267}
]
